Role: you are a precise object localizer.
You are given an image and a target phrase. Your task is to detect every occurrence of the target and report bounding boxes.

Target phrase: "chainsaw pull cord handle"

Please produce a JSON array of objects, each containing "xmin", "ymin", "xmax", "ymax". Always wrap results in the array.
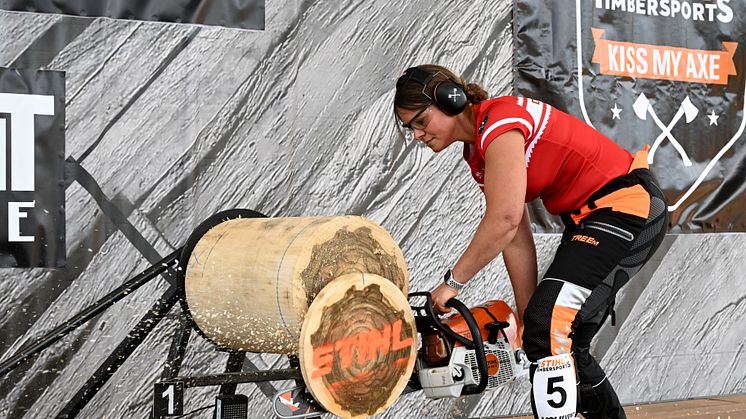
[{"xmin": 445, "ymin": 298, "xmax": 489, "ymax": 396}]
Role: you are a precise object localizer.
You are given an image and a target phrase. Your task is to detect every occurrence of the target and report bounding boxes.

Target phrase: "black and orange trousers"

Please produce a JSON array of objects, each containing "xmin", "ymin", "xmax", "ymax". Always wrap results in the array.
[{"xmin": 523, "ymin": 162, "xmax": 668, "ymax": 418}]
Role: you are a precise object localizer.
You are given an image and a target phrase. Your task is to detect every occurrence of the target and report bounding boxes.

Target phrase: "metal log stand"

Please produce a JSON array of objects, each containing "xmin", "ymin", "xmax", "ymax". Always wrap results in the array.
[{"xmin": 0, "ymin": 209, "xmax": 323, "ymax": 419}]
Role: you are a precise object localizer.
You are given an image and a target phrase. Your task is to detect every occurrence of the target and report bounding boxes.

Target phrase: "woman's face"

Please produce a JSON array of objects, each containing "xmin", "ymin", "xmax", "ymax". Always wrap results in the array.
[{"xmin": 397, "ymin": 105, "xmax": 459, "ymax": 152}]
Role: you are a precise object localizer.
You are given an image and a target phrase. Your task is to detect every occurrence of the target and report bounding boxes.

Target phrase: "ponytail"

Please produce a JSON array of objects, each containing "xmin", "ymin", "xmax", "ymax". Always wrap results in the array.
[{"xmin": 463, "ymin": 82, "xmax": 489, "ymax": 104}]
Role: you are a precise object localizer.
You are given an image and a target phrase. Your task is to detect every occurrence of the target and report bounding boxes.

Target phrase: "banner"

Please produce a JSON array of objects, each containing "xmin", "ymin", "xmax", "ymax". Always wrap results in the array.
[
  {"xmin": 0, "ymin": 0, "xmax": 265, "ymax": 30},
  {"xmin": 514, "ymin": 0, "xmax": 746, "ymax": 232},
  {"xmin": 0, "ymin": 68, "xmax": 65, "ymax": 267}
]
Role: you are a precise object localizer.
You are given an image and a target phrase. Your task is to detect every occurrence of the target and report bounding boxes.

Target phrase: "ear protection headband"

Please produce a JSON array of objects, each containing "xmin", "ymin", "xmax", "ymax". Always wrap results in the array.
[{"xmin": 397, "ymin": 67, "xmax": 468, "ymax": 115}]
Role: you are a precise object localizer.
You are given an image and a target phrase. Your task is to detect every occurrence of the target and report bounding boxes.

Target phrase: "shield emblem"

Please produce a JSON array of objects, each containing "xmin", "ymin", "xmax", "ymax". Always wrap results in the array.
[
  {"xmin": 574, "ymin": 0, "xmax": 745, "ymax": 227},
  {"xmin": 515, "ymin": 0, "xmax": 745, "ymax": 231}
]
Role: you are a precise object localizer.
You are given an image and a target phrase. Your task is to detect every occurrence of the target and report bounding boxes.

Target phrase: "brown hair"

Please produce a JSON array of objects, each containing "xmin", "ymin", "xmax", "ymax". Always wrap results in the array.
[{"xmin": 393, "ymin": 64, "xmax": 488, "ymax": 138}]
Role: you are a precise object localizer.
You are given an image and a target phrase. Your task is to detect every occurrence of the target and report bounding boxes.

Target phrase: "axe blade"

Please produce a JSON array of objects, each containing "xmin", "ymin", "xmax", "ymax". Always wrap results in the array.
[
  {"xmin": 681, "ymin": 96, "xmax": 699, "ymax": 123},
  {"xmin": 633, "ymin": 93, "xmax": 650, "ymax": 120}
]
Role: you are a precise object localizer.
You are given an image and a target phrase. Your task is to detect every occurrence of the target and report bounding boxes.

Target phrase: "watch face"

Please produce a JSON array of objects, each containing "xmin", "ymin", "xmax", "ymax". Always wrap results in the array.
[{"xmin": 444, "ymin": 269, "xmax": 463, "ymax": 290}]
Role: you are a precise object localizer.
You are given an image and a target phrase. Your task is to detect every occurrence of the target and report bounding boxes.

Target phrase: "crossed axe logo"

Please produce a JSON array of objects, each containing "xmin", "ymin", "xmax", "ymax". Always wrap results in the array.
[
  {"xmin": 632, "ymin": 93, "xmax": 699, "ymax": 166},
  {"xmin": 448, "ymin": 88, "xmax": 461, "ymax": 102}
]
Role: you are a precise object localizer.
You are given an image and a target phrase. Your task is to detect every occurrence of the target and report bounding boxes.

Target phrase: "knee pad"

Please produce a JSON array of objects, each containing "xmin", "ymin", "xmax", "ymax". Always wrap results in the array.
[
  {"xmin": 578, "ymin": 378, "xmax": 625, "ymax": 419},
  {"xmin": 522, "ymin": 296, "xmax": 556, "ymax": 362},
  {"xmin": 531, "ymin": 353, "xmax": 578, "ymax": 419}
]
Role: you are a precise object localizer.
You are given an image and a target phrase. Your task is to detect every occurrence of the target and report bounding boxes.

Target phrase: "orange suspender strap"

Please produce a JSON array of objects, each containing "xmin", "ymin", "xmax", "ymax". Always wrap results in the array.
[
  {"xmin": 628, "ymin": 144, "xmax": 650, "ymax": 172},
  {"xmin": 570, "ymin": 146, "xmax": 652, "ymax": 224}
]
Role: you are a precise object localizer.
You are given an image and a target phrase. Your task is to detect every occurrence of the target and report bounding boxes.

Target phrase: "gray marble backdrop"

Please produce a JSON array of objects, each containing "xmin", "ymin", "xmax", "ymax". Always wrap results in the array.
[{"xmin": 0, "ymin": 1, "xmax": 744, "ymax": 418}]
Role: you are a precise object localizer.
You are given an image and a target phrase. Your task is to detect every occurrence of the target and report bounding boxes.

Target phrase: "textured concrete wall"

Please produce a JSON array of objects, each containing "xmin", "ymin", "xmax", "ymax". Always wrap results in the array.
[{"xmin": 0, "ymin": 1, "xmax": 744, "ymax": 418}]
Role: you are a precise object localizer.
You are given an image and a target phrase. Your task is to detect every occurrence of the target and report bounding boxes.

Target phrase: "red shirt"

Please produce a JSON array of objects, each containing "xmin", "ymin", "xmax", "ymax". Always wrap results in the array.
[{"xmin": 464, "ymin": 97, "xmax": 633, "ymax": 215}]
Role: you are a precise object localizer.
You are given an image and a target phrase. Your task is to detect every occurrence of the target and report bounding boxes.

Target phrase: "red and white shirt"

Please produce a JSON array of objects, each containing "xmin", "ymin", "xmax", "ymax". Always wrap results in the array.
[{"xmin": 464, "ymin": 97, "xmax": 633, "ymax": 215}]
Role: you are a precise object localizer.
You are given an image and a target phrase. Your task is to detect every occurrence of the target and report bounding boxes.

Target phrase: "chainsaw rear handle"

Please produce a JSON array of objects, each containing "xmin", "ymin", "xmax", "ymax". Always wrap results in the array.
[
  {"xmin": 409, "ymin": 292, "xmax": 471, "ymax": 347},
  {"xmin": 409, "ymin": 292, "xmax": 488, "ymax": 396}
]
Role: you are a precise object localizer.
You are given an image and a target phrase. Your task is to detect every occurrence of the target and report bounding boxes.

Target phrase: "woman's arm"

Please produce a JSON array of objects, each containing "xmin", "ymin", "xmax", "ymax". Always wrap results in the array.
[
  {"xmin": 502, "ymin": 206, "xmax": 537, "ymax": 320},
  {"xmin": 431, "ymin": 129, "xmax": 528, "ymax": 313}
]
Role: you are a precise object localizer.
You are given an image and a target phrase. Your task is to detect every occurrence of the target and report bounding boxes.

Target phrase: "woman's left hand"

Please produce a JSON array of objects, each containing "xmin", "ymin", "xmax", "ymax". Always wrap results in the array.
[{"xmin": 430, "ymin": 282, "xmax": 459, "ymax": 314}]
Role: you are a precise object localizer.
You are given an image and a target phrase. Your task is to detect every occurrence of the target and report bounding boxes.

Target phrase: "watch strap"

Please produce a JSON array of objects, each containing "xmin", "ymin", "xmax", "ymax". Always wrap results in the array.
[{"xmin": 443, "ymin": 269, "xmax": 465, "ymax": 291}]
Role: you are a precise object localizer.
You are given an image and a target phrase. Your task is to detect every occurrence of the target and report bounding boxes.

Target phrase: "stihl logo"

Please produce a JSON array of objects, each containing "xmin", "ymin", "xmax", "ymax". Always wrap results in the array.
[
  {"xmin": 311, "ymin": 318, "xmax": 413, "ymax": 380},
  {"xmin": 538, "ymin": 358, "xmax": 571, "ymax": 370},
  {"xmin": 486, "ymin": 353, "xmax": 500, "ymax": 376},
  {"xmin": 0, "ymin": 93, "xmax": 54, "ymax": 242}
]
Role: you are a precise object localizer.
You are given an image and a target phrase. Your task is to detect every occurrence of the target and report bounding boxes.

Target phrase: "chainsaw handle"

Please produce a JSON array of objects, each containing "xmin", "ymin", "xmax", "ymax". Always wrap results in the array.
[
  {"xmin": 408, "ymin": 292, "xmax": 476, "ymax": 347},
  {"xmin": 445, "ymin": 298, "xmax": 489, "ymax": 396},
  {"xmin": 409, "ymin": 292, "xmax": 470, "ymax": 346},
  {"xmin": 409, "ymin": 292, "xmax": 488, "ymax": 395}
]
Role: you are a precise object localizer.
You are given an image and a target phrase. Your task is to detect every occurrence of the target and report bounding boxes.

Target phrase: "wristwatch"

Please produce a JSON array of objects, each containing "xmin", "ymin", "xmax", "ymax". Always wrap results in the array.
[{"xmin": 443, "ymin": 269, "xmax": 465, "ymax": 291}]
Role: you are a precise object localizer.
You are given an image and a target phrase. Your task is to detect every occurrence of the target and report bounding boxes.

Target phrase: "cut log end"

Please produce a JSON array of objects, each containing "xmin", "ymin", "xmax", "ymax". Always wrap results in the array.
[
  {"xmin": 300, "ymin": 225, "xmax": 408, "ymax": 303},
  {"xmin": 299, "ymin": 273, "xmax": 417, "ymax": 418}
]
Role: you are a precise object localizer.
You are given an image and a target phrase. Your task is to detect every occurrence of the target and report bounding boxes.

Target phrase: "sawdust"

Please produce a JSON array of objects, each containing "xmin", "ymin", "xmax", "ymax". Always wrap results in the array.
[{"xmin": 300, "ymin": 227, "xmax": 406, "ymax": 304}]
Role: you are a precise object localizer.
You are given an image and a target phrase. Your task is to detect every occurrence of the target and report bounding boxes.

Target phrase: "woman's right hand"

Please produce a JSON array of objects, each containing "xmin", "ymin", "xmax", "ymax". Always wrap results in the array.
[{"xmin": 430, "ymin": 282, "xmax": 459, "ymax": 315}]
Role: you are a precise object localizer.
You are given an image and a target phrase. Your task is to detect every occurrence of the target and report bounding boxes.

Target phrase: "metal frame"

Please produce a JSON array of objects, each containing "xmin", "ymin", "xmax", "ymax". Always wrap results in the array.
[
  {"xmin": 0, "ymin": 248, "xmax": 181, "ymax": 378},
  {"xmin": 59, "ymin": 287, "xmax": 179, "ymax": 418},
  {"xmin": 0, "ymin": 229, "xmax": 314, "ymax": 418}
]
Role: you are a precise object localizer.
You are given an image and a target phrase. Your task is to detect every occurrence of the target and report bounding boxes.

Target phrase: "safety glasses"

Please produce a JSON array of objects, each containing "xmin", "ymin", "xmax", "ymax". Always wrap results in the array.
[{"xmin": 401, "ymin": 106, "xmax": 431, "ymax": 131}]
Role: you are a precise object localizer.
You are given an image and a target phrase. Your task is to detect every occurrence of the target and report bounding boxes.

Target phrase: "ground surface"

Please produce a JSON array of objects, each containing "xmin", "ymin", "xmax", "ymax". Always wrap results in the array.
[{"xmin": 495, "ymin": 393, "xmax": 746, "ymax": 418}]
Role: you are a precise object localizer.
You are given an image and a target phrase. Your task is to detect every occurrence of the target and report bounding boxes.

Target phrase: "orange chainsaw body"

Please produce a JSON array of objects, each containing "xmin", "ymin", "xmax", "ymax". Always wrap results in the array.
[
  {"xmin": 442, "ymin": 300, "xmax": 522, "ymax": 349},
  {"xmin": 420, "ymin": 300, "xmax": 522, "ymax": 366}
]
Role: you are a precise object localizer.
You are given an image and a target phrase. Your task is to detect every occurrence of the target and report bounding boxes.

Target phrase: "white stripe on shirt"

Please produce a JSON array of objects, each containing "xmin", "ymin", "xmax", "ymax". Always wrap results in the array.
[
  {"xmin": 480, "ymin": 118, "xmax": 534, "ymax": 151},
  {"xmin": 525, "ymin": 105, "xmax": 551, "ymax": 166}
]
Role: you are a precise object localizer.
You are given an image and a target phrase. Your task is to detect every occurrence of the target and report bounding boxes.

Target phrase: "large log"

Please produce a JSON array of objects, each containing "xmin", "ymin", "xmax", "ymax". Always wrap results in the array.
[
  {"xmin": 181, "ymin": 215, "xmax": 408, "ymax": 353},
  {"xmin": 299, "ymin": 272, "xmax": 417, "ymax": 419}
]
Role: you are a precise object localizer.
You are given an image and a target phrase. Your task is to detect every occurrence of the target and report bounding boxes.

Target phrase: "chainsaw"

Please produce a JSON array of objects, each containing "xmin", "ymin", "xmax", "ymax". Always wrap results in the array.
[
  {"xmin": 407, "ymin": 292, "xmax": 530, "ymax": 398},
  {"xmin": 272, "ymin": 292, "xmax": 530, "ymax": 418}
]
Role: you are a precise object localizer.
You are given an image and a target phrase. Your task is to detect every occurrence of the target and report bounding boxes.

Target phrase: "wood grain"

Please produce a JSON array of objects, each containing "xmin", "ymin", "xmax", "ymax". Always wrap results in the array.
[
  {"xmin": 299, "ymin": 273, "xmax": 417, "ymax": 418},
  {"xmin": 183, "ymin": 216, "xmax": 408, "ymax": 353}
]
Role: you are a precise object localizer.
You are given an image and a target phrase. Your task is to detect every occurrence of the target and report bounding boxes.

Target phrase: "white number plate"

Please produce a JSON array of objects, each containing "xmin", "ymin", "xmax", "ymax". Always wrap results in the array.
[{"xmin": 532, "ymin": 353, "xmax": 577, "ymax": 419}]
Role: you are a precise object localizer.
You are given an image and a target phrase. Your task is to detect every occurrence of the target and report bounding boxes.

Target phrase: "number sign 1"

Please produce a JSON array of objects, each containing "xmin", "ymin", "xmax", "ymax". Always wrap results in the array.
[{"xmin": 153, "ymin": 381, "xmax": 184, "ymax": 417}]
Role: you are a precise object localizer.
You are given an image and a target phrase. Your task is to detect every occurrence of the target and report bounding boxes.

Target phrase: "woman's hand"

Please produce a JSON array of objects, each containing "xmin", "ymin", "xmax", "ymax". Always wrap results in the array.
[{"xmin": 430, "ymin": 283, "xmax": 459, "ymax": 314}]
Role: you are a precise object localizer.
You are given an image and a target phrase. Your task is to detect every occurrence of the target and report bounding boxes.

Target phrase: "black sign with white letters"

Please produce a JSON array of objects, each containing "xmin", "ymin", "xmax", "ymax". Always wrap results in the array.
[
  {"xmin": 0, "ymin": 0, "xmax": 265, "ymax": 30},
  {"xmin": 515, "ymin": 0, "xmax": 746, "ymax": 232},
  {"xmin": 0, "ymin": 68, "xmax": 65, "ymax": 268}
]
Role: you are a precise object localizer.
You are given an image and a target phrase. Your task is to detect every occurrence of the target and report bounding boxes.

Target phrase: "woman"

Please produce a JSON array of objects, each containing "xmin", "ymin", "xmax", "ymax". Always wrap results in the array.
[{"xmin": 393, "ymin": 64, "xmax": 668, "ymax": 419}]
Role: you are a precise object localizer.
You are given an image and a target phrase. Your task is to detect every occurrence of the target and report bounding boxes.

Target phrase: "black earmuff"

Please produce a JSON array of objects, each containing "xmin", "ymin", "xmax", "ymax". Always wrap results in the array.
[{"xmin": 399, "ymin": 67, "xmax": 468, "ymax": 115}]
